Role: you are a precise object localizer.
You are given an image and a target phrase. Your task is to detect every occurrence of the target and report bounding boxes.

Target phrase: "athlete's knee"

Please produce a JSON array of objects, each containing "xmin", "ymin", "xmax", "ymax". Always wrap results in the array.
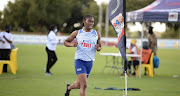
[
  {"xmin": 74, "ymin": 81, "xmax": 80, "ymax": 89},
  {"xmin": 80, "ymin": 82, "xmax": 87, "ymax": 89},
  {"xmin": 77, "ymin": 83, "xmax": 80, "ymax": 89}
]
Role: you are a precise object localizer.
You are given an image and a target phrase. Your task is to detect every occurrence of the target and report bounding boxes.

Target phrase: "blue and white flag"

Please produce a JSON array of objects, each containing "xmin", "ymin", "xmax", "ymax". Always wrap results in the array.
[{"xmin": 109, "ymin": 0, "xmax": 128, "ymax": 71}]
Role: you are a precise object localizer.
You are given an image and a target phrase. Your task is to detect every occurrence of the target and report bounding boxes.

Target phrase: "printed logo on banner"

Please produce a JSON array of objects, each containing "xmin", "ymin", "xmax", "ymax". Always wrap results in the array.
[
  {"xmin": 111, "ymin": 13, "xmax": 124, "ymax": 36},
  {"xmin": 168, "ymin": 12, "xmax": 178, "ymax": 21}
]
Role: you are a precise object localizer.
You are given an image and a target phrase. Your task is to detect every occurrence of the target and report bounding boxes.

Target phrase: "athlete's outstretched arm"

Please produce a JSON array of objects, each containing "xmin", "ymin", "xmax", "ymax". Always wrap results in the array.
[
  {"xmin": 95, "ymin": 32, "xmax": 102, "ymax": 51},
  {"xmin": 64, "ymin": 30, "xmax": 78, "ymax": 47}
]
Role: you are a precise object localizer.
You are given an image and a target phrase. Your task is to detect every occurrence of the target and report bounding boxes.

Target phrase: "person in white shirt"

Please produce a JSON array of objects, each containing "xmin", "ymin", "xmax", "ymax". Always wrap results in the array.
[
  {"xmin": 45, "ymin": 24, "xmax": 59, "ymax": 75},
  {"xmin": 0, "ymin": 25, "xmax": 13, "ymax": 72}
]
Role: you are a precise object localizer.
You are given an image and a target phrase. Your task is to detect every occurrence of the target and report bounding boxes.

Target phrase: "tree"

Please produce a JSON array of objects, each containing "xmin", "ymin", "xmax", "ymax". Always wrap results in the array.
[
  {"xmin": 1, "ymin": 0, "xmax": 157, "ymax": 34},
  {"xmin": 161, "ymin": 23, "xmax": 180, "ymax": 39},
  {"xmin": 0, "ymin": 11, "xmax": 2, "ymax": 26},
  {"xmin": 62, "ymin": 0, "xmax": 96, "ymax": 33},
  {"xmin": 82, "ymin": 1, "xmax": 99, "ymax": 26},
  {"xmin": 1, "ymin": 0, "xmax": 73, "ymax": 32},
  {"xmin": 126, "ymin": 0, "xmax": 155, "ymax": 12},
  {"xmin": 1, "ymin": 0, "xmax": 97, "ymax": 33}
]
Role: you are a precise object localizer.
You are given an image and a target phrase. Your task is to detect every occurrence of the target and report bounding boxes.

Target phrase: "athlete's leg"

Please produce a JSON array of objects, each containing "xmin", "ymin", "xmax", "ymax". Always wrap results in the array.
[
  {"xmin": 67, "ymin": 80, "xmax": 80, "ymax": 90},
  {"xmin": 67, "ymin": 73, "xmax": 87, "ymax": 96},
  {"xmin": 66, "ymin": 59, "xmax": 90, "ymax": 96},
  {"xmin": 79, "ymin": 73, "xmax": 87, "ymax": 96}
]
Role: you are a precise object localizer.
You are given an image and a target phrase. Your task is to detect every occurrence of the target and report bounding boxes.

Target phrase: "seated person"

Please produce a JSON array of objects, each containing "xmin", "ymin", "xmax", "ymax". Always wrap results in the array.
[
  {"xmin": 0, "ymin": 25, "xmax": 13, "ymax": 72},
  {"xmin": 142, "ymin": 41, "xmax": 152, "ymax": 75},
  {"xmin": 121, "ymin": 40, "xmax": 152, "ymax": 76},
  {"xmin": 121, "ymin": 39, "xmax": 140, "ymax": 76}
]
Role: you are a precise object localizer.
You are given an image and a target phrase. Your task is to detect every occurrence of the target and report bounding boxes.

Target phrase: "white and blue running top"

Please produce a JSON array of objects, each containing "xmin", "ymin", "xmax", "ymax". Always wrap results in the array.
[{"xmin": 75, "ymin": 29, "xmax": 98, "ymax": 61}]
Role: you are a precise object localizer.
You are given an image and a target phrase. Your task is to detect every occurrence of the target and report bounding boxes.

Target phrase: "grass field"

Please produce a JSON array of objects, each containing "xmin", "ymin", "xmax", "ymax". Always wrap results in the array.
[{"xmin": 0, "ymin": 45, "xmax": 180, "ymax": 96}]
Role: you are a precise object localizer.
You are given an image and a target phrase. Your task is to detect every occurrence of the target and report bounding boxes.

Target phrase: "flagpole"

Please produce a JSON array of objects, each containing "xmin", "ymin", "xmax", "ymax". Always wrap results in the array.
[
  {"xmin": 123, "ymin": 0, "xmax": 127, "ymax": 96},
  {"xmin": 108, "ymin": 0, "xmax": 128, "ymax": 94}
]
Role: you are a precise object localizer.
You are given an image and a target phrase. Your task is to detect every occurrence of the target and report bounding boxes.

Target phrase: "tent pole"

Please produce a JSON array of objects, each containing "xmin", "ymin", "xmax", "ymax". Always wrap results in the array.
[
  {"xmin": 105, "ymin": 7, "xmax": 109, "ymax": 46},
  {"xmin": 139, "ymin": 22, "xmax": 144, "ymax": 78}
]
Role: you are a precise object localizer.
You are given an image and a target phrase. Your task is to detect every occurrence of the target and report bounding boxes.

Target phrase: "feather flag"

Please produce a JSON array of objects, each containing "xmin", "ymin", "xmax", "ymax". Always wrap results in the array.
[{"xmin": 109, "ymin": 0, "xmax": 128, "ymax": 71}]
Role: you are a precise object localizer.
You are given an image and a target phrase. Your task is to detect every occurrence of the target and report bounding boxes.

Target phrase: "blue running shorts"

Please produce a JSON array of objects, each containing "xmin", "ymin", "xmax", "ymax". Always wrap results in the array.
[{"xmin": 75, "ymin": 59, "xmax": 93, "ymax": 78}]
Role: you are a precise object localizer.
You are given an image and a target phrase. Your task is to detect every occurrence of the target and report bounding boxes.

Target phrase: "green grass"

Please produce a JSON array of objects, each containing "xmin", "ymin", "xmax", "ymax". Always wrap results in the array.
[{"xmin": 0, "ymin": 45, "xmax": 180, "ymax": 96}]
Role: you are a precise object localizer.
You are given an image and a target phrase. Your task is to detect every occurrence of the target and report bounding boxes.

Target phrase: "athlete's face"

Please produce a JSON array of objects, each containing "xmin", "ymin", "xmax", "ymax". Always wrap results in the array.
[{"xmin": 83, "ymin": 17, "xmax": 94, "ymax": 30}]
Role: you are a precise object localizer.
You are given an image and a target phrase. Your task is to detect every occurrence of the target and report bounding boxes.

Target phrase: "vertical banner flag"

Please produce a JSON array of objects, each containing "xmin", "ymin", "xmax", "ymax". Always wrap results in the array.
[{"xmin": 109, "ymin": 0, "xmax": 128, "ymax": 71}]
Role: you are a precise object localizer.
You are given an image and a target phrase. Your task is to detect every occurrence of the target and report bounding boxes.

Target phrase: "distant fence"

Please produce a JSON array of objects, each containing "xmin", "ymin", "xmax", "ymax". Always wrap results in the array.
[{"xmin": 13, "ymin": 34, "xmax": 180, "ymax": 49}]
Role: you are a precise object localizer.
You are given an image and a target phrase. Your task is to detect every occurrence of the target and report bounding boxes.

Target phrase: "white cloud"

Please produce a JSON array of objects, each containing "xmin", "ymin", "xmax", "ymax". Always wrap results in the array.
[
  {"xmin": 128, "ymin": 22, "xmax": 166, "ymax": 33},
  {"xmin": 94, "ymin": 0, "xmax": 109, "ymax": 5},
  {"xmin": 0, "ymin": 0, "xmax": 14, "ymax": 11},
  {"xmin": 152, "ymin": 22, "xmax": 166, "ymax": 33}
]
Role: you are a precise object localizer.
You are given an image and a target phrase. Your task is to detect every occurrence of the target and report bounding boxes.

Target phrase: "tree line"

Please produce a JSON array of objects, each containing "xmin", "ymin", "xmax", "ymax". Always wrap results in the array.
[
  {"xmin": 0, "ymin": 0, "xmax": 97, "ymax": 33},
  {"xmin": 1, "ymin": 0, "xmax": 179, "ymax": 38}
]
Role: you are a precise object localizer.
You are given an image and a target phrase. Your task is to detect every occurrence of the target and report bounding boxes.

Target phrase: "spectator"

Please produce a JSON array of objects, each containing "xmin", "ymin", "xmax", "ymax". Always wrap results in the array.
[
  {"xmin": 121, "ymin": 40, "xmax": 152, "ymax": 76},
  {"xmin": 121, "ymin": 39, "xmax": 140, "ymax": 76},
  {"xmin": 148, "ymin": 26, "xmax": 157, "ymax": 56},
  {"xmin": 0, "ymin": 25, "xmax": 13, "ymax": 73},
  {"xmin": 45, "ymin": 24, "xmax": 60, "ymax": 75},
  {"xmin": 142, "ymin": 41, "xmax": 152, "ymax": 75}
]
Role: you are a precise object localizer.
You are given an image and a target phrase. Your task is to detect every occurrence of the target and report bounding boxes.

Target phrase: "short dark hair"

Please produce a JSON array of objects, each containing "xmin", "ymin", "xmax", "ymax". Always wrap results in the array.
[
  {"xmin": 143, "ymin": 41, "xmax": 149, "ymax": 49},
  {"xmin": 83, "ymin": 14, "xmax": 93, "ymax": 21},
  {"xmin": 149, "ymin": 26, "xmax": 153, "ymax": 34},
  {"xmin": 5, "ymin": 25, "xmax": 11, "ymax": 30},
  {"xmin": 82, "ymin": 14, "xmax": 94, "ymax": 26}
]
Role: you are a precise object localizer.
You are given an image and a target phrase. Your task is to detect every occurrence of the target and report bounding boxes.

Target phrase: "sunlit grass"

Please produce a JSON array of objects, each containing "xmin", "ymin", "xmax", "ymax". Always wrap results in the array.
[{"xmin": 0, "ymin": 45, "xmax": 180, "ymax": 96}]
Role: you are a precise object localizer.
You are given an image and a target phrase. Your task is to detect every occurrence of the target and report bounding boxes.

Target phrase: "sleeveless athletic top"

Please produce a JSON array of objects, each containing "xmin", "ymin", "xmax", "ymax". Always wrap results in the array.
[{"xmin": 75, "ymin": 29, "xmax": 98, "ymax": 61}]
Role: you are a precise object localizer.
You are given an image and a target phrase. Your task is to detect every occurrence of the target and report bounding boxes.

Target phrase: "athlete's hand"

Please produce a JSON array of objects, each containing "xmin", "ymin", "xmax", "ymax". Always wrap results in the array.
[
  {"xmin": 95, "ymin": 44, "xmax": 101, "ymax": 51},
  {"xmin": 73, "ymin": 41, "xmax": 78, "ymax": 47}
]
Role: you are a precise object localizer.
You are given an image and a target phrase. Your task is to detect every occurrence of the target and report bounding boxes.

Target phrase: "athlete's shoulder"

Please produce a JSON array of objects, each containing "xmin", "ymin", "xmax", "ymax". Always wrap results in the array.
[
  {"xmin": 74, "ymin": 30, "xmax": 79, "ymax": 33},
  {"xmin": 94, "ymin": 30, "xmax": 101, "ymax": 39},
  {"xmin": 91, "ymin": 29, "xmax": 98, "ymax": 35},
  {"xmin": 77, "ymin": 29, "xmax": 84, "ymax": 34}
]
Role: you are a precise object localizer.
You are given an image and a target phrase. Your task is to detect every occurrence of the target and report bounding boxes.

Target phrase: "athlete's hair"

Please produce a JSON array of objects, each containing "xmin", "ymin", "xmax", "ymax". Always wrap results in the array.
[{"xmin": 82, "ymin": 14, "xmax": 94, "ymax": 26}]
